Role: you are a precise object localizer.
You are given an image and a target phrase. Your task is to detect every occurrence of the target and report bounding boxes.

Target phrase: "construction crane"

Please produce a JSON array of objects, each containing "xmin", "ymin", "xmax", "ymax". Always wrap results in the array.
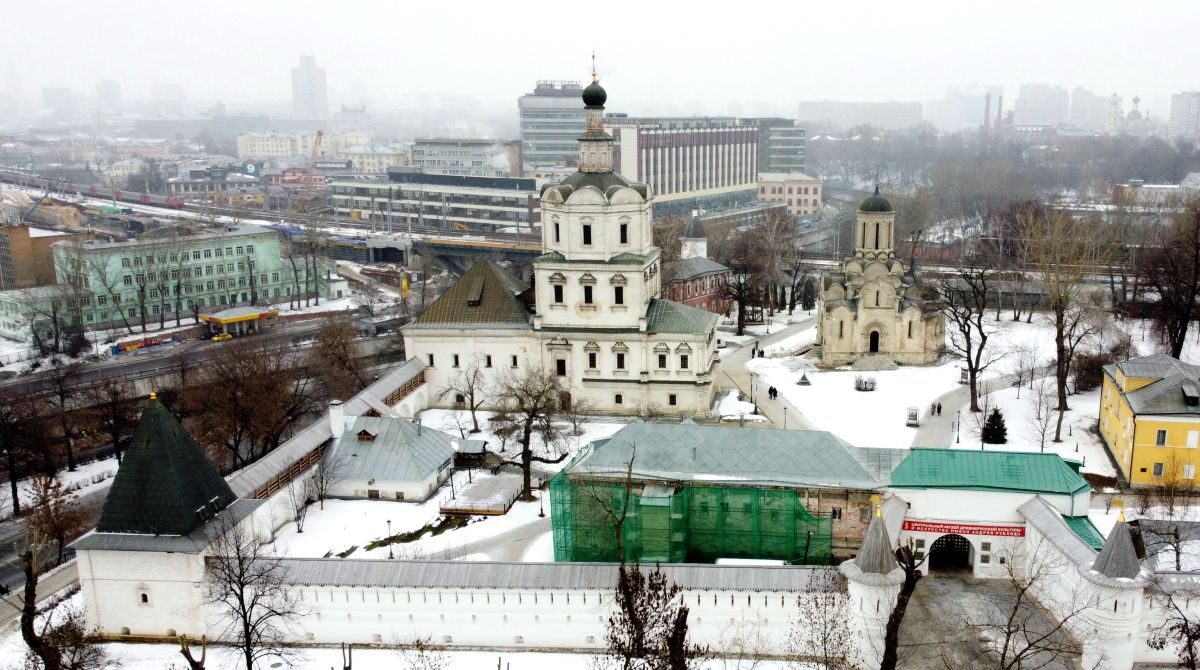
[
  {"xmin": 20, "ymin": 178, "xmax": 62, "ymax": 223},
  {"xmin": 293, "ymin": 129, "xmax": 324, "ymax": 213}
]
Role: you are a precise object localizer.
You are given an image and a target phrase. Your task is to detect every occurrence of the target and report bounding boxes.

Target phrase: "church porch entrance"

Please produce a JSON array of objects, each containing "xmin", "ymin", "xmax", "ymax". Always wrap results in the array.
[{"xmin": 869, "ymin": 331, "xmax": 880, "ymax": 353}]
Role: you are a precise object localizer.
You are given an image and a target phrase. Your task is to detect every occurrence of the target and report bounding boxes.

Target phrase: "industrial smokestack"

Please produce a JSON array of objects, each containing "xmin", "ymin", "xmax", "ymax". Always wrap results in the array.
[{"xmin": 983, "ymin": 92, "xmax": 992, "ymax": 129}]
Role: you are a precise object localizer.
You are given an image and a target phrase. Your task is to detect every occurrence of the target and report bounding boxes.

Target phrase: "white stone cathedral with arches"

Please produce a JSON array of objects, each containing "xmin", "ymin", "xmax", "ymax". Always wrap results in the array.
[{"xmin": 815, "ymin": 187, "xmax": 943, "ymax": 367}]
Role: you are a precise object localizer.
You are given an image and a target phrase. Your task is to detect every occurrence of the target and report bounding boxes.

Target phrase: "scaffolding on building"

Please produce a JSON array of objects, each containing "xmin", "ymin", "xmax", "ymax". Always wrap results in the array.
[{"xmin": 550, "ymin": 470, "xmax": 833, "ymax": 565}]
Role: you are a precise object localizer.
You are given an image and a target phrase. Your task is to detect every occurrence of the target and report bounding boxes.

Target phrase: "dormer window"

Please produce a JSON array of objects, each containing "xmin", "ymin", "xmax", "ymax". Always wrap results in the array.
[
  {"xmin": 1185, "ymin": 383, "xmax": 1200, "ymax": 407},
  {"xmin": 357, "ymin": 430, "xmax": 376, "ymax": 441}
]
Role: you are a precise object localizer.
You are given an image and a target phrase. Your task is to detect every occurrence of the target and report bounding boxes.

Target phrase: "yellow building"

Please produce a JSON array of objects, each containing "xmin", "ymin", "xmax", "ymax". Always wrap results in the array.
[{"xmin": 1100, "ymin": 354, "xmax": 1200, "ymax": 487}]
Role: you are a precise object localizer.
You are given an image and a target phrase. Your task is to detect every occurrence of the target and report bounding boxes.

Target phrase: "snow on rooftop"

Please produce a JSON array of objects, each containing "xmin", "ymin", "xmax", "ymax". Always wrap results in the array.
[{"xmin": 27, "ymin": 227, "xmax": 68, "ymax": 237}]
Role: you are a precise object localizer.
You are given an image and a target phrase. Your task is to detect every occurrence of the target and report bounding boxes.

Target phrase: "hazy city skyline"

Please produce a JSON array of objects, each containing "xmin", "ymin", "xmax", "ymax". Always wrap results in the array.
[{"xmin": 5, "ymin": 0, "xmax": 1198, "ymax": 119}]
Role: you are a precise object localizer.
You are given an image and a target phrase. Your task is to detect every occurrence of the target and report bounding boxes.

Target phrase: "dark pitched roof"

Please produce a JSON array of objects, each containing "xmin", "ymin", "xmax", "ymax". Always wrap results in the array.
[
  {"xmin": 1093, "ymin": 520, "xmax": 1140, "ymax": 579},
  {"xmin": 96, "ymin": 398, "xmax": 237, "ymax": 536},
  {"xmin": 645, "ymin": 298, "xmax": 718, "ymax": 335},
  {"xmin": 406, "ymin": 259, "xmax": 533, "ymax": 330},
  {"xmin": 1104, "ymin": 354, "xmax": 1200, "ymax": 416},
  {"xmin": 664, "ymin": 257, "xmax": 729, "ymax": 283},
  {"xmin": 683, "ymin": 213, "xmax": 707, "ymax": 239},
  {"xmin": 855, "ymin": 511, "xmax": 898, "ymax": 574}
]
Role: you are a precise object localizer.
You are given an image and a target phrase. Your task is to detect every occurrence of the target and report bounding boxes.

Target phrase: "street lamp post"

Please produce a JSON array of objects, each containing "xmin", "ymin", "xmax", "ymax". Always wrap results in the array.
[
  {"xmin": 538, "ymin": 489, "xmax": 545, "ymax": 518},
  {"xmin": 956, "ymin": 410, "xmax": 961, "ymax": 444},
  {"xmin": 751, "ymin": 372, "xmax": 758, "ymax": 415},
  {"xmin": 386, "ymin": 520, "xmax": 394, "ymax": 560}
]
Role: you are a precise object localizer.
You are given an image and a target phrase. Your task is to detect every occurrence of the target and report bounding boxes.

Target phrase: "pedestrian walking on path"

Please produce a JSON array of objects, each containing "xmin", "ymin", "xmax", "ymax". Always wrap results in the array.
[{"xmin": 937, "ymin": 403, "xmax": 942, "ymax": 416}]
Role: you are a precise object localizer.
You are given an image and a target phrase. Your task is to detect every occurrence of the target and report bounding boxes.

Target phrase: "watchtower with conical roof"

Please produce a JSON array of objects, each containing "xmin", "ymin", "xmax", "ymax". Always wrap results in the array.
[
  {"xmin": 839, "ymin": 502, "xmax": 905, "ymax": 670},
  {"xmin": 72, "ymin": 394, "xmax": 262, "ymax": 639}
]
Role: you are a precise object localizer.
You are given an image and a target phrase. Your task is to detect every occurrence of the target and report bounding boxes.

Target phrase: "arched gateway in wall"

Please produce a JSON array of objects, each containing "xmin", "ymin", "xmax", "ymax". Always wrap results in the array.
[{"xmin": 928, "ymin": 533, "xmax": 973, "ymax": 571}]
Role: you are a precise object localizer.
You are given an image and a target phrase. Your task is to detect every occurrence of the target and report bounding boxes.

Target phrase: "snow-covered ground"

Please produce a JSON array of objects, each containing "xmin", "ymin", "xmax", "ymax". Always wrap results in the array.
[
  {"xmin": 749, "ymin": 354, "xmax": 964, "ymax": 448},
  {"xmin": 952, "ymin": 385, "xmax": 1112, "ymax": 477},
  {"xmin": 714, "ymin": 389, "xmax": 767, "ymax": 423},
  {"xmin": 0, "ymin": 457, "xmax": 119, "ymax": 521},
  {"xmin": 268, "ymin": 409, "xmax": 625, "ymax": 562}
]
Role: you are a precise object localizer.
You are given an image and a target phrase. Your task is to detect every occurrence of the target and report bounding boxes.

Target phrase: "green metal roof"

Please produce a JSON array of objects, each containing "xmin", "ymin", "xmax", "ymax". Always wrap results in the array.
[
  {"xmin": 645, "ymin": 298, "xmax": 718, "ymax": 335},
  {"xmin": 1064, "ymin": 516, "xmax": 1105, "ymax": 550},
  {"xmin": 890, "ymin": 449, "xmax": 1090, "ymax": 496},
  {"xmin": 406, "ymin": 259, "xmax": 532, "ymax": 330}
]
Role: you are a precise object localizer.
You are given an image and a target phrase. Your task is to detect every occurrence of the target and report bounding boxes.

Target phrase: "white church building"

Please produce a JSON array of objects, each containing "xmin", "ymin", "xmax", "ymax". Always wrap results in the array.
[{"xmin": 403, "ymin": 73, "xmax": 719, "ymax": 416}]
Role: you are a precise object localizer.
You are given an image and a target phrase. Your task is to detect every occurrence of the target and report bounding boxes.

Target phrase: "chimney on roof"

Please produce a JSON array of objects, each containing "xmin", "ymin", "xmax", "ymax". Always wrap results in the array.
[{"xmin": 329, "ymin": 399, "xmax": 344, "ymax": 436}]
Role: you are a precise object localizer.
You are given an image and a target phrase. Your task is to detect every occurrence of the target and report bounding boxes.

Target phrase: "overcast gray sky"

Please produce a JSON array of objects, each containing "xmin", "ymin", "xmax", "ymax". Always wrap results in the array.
[{"xmin": 5, "ymin": 0, "xmax": 1198, "ymax": 117}]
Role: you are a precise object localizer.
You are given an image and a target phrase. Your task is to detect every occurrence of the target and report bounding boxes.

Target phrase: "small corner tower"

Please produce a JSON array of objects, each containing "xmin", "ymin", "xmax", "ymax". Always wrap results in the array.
[
  {"xmin": 72, "ymin": 393, "xmax": 261, "ymax": 639},
  {"xmin": 1080, "ymin": 515, "xmax": 1144, "ymax": 670},
  {"xmin": 839, "ymin": 504, "xmax": 905, "ymax": 669}
]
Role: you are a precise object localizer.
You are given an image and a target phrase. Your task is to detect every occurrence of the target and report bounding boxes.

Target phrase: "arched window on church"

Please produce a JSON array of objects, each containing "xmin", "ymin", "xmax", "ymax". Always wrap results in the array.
[
  {"xmin": 875, "ymin": 290, "xmax": 880, "ymax": 306},
  {"xmin": 838, "ymin": 321, "xmax": 844, "ymax": 339},
  {"xmin": 908, "ymin": 320, "xmax": 913, "ymax": 339},
  {"xmin": 875, "ymin": 222, "xmax": 880, "ymax": 248}
]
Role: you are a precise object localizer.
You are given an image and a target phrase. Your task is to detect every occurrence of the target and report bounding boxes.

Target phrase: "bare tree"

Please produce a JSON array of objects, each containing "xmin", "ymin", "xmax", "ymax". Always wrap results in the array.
[
  {"xmin": 18, "ymin": 546, "xmax": 107, "ymax": 670},
  {"xmin": 43, "ymin": 357, "xmax": 84, "ymax": 472},
  {"xmin": 394, "ymin": 636, "xmax": 451, "ymax": 670},
  {"xmin": 287, "ymin": 475, "xmax": 317, "ymax": 533},
  {"xmin": 562, "ymin": 396, "xmax": 595, "ymax": 437},
  {"xmin": 353, "ymin": 281, "xmax": 387, "ymax": 317},
  {"xmin": 438, "ymin": 357, "xmax": 490, "ymax": 434},
  {"xmin": 309, "ymin": 314, "xmax": 369, "ymax": 401},
  {"xmin": 935, "ymin": 260, "xmax": 1004, "ymax": 412},
  {"xmin": 787, "ymin": 568, "xmax": 862, "ymax": 669},
  {"xmin": 1141, "ymin": 199, "xmax": 1200, "ymax": 359},
  {"xmin": 953, "ymin": 539, "xmax": 1097, "ymax": 670},
  {"xmin": 85, "ymin": 378, "xmax": 135, "ymax": 464},
  {"xmin": 1148, "ymin": 575, "xmax": 1200, "ymax": 669},
  {"xmin": 0, "ymin": 385, "xmax": 37, "ymax": 516},
  {"xmin": 205, "ymin": 519, "xmax": 305, "ymax": 670},
  {"xmin": 1019, "ymin": 203, "xmax": 1108, "ymax": 442},
  {"xmin": 598, "ymin": 562, "xmax": 706, "ymax": 670},
  {"xmin": 1024, "ymin": 377, "xmax": 1056, "ymax": 453},
  {"xmin": 178, "ymin": 635, "xmax": 207, "ymax": 670},
  {"xmin": 490, "ymin": 366, "xmax": 568, "ymax": 500},
  {"xmin": 28, "ymin": 474, "xmax": 85, "ymax": 567},
  {"xmin": 880, "ymin": 540, "xmax": 925, "ymax": 670}
]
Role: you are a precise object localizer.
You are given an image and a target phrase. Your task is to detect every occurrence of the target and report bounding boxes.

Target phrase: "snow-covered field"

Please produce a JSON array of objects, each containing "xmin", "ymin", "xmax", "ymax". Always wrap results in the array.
[
  {"xmin": 748, "ymin": 353, "xmax": 964, "ymax": 448},
  {"xmin": 952, "ymin": 385, "xmax": 1112, "ymax": 477},
  {"xmin": 714, "ymin": 388, "xmax": 767, "ymax": 423}
]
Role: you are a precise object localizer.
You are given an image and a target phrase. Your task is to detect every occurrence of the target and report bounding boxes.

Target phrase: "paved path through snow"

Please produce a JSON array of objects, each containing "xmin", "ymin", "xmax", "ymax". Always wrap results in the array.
[{"xmin": 720, "ymin": 315, "xmax": 817, "ymax": 430}]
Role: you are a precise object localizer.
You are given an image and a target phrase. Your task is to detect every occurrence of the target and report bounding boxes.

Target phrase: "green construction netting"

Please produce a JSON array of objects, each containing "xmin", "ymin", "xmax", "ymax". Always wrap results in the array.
[{"xmin": 550, "ymin": 471, "xmax": 833, "ymax": 565}]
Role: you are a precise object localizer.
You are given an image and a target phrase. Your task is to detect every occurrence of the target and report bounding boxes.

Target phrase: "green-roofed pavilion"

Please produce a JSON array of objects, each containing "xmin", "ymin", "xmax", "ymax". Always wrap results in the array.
[
  {"xmin": 890, "ymin": 449, "xmax": 1090, "ymax": 496},
  {"xmin": 95, "ymin": 396, "xmax": 237, "ymax": 536}
]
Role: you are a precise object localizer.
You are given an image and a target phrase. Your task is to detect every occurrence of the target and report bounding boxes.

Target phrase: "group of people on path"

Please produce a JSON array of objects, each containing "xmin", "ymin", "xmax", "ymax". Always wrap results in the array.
[
  {"xmin": 930, "ymin": 402, "xmax": 943, "ymax": 416},
  {"xmin": 767, "ymin": 386, "xmax": 780, "ymax": 400}
]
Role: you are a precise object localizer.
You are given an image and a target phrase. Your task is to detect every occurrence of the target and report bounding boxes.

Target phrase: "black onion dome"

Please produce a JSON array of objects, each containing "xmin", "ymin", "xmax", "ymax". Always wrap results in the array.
[
  {"xmin": 583, "ymin": 80, "xmax": 607, "ymax": 107},
  {"xmin": 859, "ymin": 184, "xmax": 893, "ymax": 213}
]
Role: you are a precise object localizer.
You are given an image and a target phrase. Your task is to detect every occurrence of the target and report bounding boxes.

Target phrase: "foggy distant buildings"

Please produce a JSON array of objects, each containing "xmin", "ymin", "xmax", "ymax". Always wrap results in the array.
[
  {"xmin": 518, "ymin": 80, "xmax": 586, "ymax": 170},
  {"xmin": 41, "ymin": 87, "xmax": 73, "ymax": 116},
  {"xmin": 1013, "ymin": 84, "xmax": 1069, "ymax": 126},
  {"xmin": 333, "ymin": 104, "xmax": 371, "ymax": 134},
  {"xmin": 1068, "ymin": 88, "xmax": 1115, "ymax": 133},
  {"xmin": 292, "ymin": 55, "xmax": 328, "ymax": 120},
  {"xmin": 924, "ymin": 85, "xmax": 1003, "ymax": 132},
  {"xmin": 1169, "ymin": 92, "xmax": 1200, "ymax": 140},
  {"xmin": 795, "ymin": 100, "xmax": 922, "ymax": 131},
  {"xmin": 411, "ymin": 139, "xmax": 521, "ymax": 178},
  {"xmin": 96, "ymin": 79, "xmax": 121, "ymax": 115},
  {"xmin": 340, "ymin": 144, "xmax": 409, "ymax": 173}
]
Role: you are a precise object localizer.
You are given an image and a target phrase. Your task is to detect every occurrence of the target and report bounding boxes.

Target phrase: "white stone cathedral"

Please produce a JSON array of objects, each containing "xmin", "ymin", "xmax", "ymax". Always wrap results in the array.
[
  {"xmin": 403, "ymin": 71, "xmax": 719, "ymax": 415},
  {"xmin": 815, "ymin": 187, "xmax": 943, "ymax": 367}
]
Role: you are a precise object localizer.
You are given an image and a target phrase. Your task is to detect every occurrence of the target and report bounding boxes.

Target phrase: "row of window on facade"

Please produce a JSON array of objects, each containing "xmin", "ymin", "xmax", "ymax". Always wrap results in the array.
[
  {"xmin": 427, "ymin": 348, "xmax": 693, "ymax": 374},
  {"xmin": 552, "ymin": 221, "xmax": 630, "ymax": 246},
  {"xmin": 118, "ymin": 244, "xmax": 256, "ymax": 268},
  {"xmin": 121, "ymin": 264, "xmax": 275, "ymax": 286},
  {"xmin": 760, "ymin": 185, "xmax": 818, "ymax": 195}
]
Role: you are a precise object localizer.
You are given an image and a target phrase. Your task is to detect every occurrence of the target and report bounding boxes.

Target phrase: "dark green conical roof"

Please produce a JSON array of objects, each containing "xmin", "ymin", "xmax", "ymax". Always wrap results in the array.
[
  {"xmin": 96, "ymin": 397, "xmax": 236, "ymax": 536},
  {"xmin": 859, "ymin": 184, "xmax": 893, "ymax": 213}
]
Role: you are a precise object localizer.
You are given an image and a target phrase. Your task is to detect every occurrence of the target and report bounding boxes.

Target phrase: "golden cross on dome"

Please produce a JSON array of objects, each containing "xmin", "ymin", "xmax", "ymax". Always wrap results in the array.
[{"xmin": 591, "ymin": 51, "xmax": 598, "ymax": 82}]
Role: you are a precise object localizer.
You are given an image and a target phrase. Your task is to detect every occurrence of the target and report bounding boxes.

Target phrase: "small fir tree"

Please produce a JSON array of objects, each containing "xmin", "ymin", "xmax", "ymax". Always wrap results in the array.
[{"xmin": 982, "ymin": 407, "xmax": 1008, "ymax": 444}]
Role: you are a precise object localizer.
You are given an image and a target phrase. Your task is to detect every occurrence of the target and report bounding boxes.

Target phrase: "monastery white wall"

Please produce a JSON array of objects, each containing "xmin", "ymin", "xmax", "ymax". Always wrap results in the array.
[
  {"xmin": 898, "ymin": 489, "xmax": 1088, "ymax": 524},
  {"xmin": 76, "ymin": 549, "xmax": 209, "ymax": 639},
  {"xmin": 329, "ymin": 467, "xmax": 449, "ymax": 502},
  {"xmin": 235, "ymin": 582, "xmax": 827, "ymax": 655}
]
